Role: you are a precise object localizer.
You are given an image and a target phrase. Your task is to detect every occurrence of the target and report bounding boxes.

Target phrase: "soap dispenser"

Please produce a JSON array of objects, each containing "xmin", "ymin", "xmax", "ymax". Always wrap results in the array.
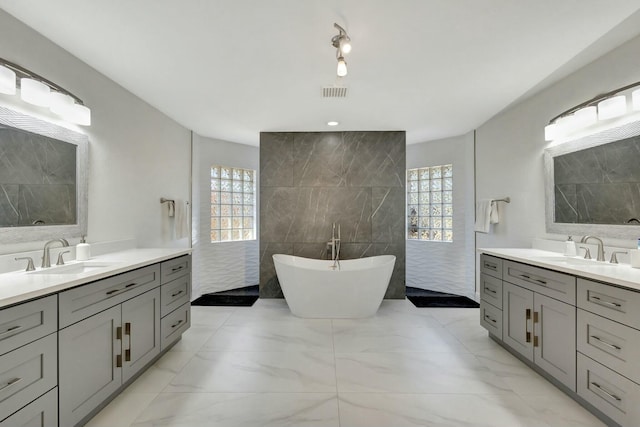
[
  {"xmin": 564, "ymin": 236, "xmax": 577, "ymax": 257},
  {"xmin": 76, "ymin": 236, "xmax": 91, "ymax": 261}
]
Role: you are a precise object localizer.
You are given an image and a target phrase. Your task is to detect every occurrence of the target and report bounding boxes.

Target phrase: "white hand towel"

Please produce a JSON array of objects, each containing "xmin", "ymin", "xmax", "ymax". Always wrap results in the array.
[
  {"xmin": 474, "ymin": 199, "xmax": 493, "ymax": 233},
  {"xmin": 175, "ymin": 200, "xmax": 190, "ymax": 239},
  {"xmin": 490, "ymin": 201, "xmax": 500, "ymax": 224}
]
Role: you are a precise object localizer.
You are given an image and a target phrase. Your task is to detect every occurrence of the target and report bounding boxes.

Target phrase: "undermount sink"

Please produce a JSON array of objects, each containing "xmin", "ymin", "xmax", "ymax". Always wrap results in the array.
[
  {"xmin": 536, "ymin": 256, "xmax": 612, "ymax": 266},
  {"xmin": 29, "ymin": 261, "xmax": 118, "ymax": 275}
]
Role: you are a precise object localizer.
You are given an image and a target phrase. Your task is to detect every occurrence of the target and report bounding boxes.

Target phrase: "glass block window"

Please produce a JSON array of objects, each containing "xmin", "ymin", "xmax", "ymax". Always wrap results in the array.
[
  {"xmin": 211, "ymin": 166, "xmax": 256, "ymax": 242},
  {"xmin": 407, "ymin": 164, "xmax": 453, "ymax": 242}
]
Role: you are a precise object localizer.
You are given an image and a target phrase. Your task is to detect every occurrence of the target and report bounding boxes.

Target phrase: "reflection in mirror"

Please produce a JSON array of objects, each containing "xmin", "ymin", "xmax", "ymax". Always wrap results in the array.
[
  {"xmin": 0, "ymin": 106, "xmax": 88, "ymax": 243},
  {"xmin": 0, "ymin": 125, "xmax": 77, "ymax": 226},
  {"xmin": 545, "ymin": 120, "xmax": 640, "ymax": 239}
]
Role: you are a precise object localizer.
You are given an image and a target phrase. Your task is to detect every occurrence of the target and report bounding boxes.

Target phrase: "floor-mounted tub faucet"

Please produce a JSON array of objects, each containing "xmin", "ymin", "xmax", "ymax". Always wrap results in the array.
[{"xmin": 328, "ymin": 223, "xmax": 341, "ymax": 270}]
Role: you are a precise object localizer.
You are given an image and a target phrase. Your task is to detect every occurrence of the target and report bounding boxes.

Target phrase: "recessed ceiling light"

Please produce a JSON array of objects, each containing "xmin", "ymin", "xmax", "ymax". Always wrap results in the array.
[{"xmin": 327, "ymin": 121, "xmax": 339, "ymax": 126}]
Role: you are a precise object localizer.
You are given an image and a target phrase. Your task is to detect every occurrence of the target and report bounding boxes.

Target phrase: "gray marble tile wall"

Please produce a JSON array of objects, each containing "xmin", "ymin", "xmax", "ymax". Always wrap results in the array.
[
  {"xmin": 260, "ymin": 131, "xmax": 406, "ymax": 299},
  {"xmin": 0, "ymin": 126, "xmax": 77, "ymax": 227},
  {"xmin": 554, "ymin": 135, "xmax": 640, "ymax": 224}
]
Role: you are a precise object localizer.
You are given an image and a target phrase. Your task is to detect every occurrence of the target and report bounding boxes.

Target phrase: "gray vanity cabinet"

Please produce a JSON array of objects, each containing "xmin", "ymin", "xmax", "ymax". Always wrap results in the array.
[
  {"xmin": 59, "ymin": 273, "xmax": 162, "ymax": 427},
  {"xmin": 121, "ymin": 288, "xmax": 161, "ymax": 383},
  {"xmin": 501, "ymin": 263, "xmax": 577, "ymax": 391},
  {"xmin": 58, "ymin": 305, "xmax": 122, "ymax": 427}
]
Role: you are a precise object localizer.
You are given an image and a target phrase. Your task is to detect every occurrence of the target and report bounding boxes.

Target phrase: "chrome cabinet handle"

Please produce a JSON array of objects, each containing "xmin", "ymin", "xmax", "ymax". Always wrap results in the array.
[
  {"xmin": 0, "ymin": 325, "xmax": 22, "ymax": 338},
  {"xmin": 590, "ymin": 382, "xmax": 622, "ymax": 402},
  {"xmin": 106, "ymin": 283, "xmax": 137, "ymax": 296},
  {"xmin": 484, "ymin": 287, "xmax": 497, "ymax": 294},
  {"xmin": 484, "ymin": 314, "xmax": 496, "ymax": 324},
  {"xmin": 0, "ymin": 377, "xmax": 21, "ymax": 392},
  {"xmin": 171, "ymin": 265, "xmax": 184, "ymax": 272},
  {"xmin": 484, "ymin": 262, "xmax": 497, "ymax": 271},
  {"xmin": 124, "ymin": 322, "xmax": 132, "ymax": 362},
  {"xmin": 590, "ymin": 335, "xmax": 622, "ymax": 351},
  {"xmin": 590, "ymin": 295, "xmax": 622, "ymax": 308},
  {"xmin": 171, "ymin": 290, "xmax": 184, "ymax": 298},
  {"xmin": 171, "ymin": 319, "xmax": 184, "ymax": 329}
]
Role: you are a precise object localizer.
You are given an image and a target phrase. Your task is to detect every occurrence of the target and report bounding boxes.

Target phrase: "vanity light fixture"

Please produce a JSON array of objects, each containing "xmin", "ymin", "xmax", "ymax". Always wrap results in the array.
[
  {"xmin": 632, "ymin": 89, "xmax": 640, "ymax": 111},
  {"xmin": 331, "ymin": 23, "xmax": 351, "ymax": 77},
  {"xmin": 544, "ymin": 80, "xmax": 640, "ymax": 141},
  {"xmin": 0, "ymin": 57, "xmax": 91, "ymax": 126},
  {"xmin": 0, "ymin": 64, "xmax": 16, "ymax": 95}
]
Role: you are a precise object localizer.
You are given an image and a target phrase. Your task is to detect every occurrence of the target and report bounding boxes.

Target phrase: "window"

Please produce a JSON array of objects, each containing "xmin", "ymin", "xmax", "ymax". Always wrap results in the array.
[
  {"xmin": 211, "ymin": 166, "xmax": 256, "ymax": 242},
  {"xmin": 407, "ymin": 164, "xmax": 453, "ymax": 242}
]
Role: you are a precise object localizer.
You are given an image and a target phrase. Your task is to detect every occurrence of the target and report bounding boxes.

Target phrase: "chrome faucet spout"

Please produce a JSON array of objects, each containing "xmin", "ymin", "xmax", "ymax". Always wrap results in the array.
[
  {"xmin": 580, "ymin": 236, "xmax": 605, "ymax": 262},
  {"xmin": 42, "ymin": 238, "xmax": 70, "ymax": 268}
]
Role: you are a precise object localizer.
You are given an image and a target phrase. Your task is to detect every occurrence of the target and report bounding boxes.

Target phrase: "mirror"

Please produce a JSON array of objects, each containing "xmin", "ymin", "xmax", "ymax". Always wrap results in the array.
[
  {"xmin": 544, "ymin": 119, "xmax": 640, "ymax": 239},
  {"xmin": 0, "ymin": 106, "xmax": 88, "ymax": 243}
]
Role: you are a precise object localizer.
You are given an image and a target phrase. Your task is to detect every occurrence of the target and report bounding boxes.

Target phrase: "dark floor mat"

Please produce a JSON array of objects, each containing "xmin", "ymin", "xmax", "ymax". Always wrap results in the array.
[
  {"xmin": 406, "ymin": 287, "xmax": 479, "ymax": 308},
  {"xmin": 191, "ymin": 294, "xmax": 259, "ymax": 307}
]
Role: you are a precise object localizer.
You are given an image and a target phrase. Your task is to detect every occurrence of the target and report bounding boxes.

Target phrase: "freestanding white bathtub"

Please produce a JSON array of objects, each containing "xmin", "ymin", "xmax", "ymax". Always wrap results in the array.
[{"xmin": 272, "ymin": 254, "xmax": 396, "ymax": 318}]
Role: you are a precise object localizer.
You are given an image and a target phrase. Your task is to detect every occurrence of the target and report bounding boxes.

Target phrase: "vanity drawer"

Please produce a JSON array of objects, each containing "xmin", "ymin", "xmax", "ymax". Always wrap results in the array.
[
  {"xmin": 480, "ymin": 273, "xmax": 502, "ymax": 309},
  {"xmin": 0, "ymin": 333, "xmax": 57, "ymax": 421},
  {"xmin": 577, "ymin": 278, "xmax": 640, "ymax": 330},
  {"xmin": 0, "ymin": 296, "xmax": 56, "ymax": 356},
  {"xmin": 161, "ymin": 302, "xmax": 190, "ymax": 351},
  {"xmin": 577, "ymin": 353, "xmax": 640, "ymax": 427},
  {"xmin": 480, "ymin": 254, "xmax": 503, "ymax": 280},
  {"xmin": 0, "ymin": 387, "xmax": 57, "ymax": 427},
  {"xmin": 578, "ymin": 309, "xmax": 640, "ymax": 384},
  {"xmin": 161, "ymin": 274, "xmax": 191, "ymax": 317},
  {"xmin": 59, "ymin": 264, "xmax": 160, "ymax": 328},
  {"xmin": 480, "ymin": 300, "xmax": 502, "ymax": 338},
  {"xmin": 160, "ymin": 255, "xmax": 191, "ymax": 284},
  {"xmin": 503, "ymin": 260, "xmax": 575, "ymax": 304}
]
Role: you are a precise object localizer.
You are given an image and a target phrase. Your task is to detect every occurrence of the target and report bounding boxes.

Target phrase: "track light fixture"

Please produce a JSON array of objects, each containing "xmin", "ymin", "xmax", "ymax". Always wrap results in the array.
[
  {"xmin": 331, "ymin": 23, "xmax": 351, "ymax": 77},
  {"xmin": 544, "ymin": 80, "xmax": 640, "ymax": 142},
  {"xmin": 0, "ymin": 58, "xmax": 91, "ymax": 126}
]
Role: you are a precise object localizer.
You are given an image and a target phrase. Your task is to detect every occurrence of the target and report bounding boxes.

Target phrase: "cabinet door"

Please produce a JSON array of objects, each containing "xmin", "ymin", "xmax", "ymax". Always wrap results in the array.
[
  {"xmin": 533, "ymin": 293, "xmax": 576, "ymax": 391},
  {"xmin": 0, "ymin": 387, "xmax": 57, "ymax": 427},
  {"xmin": 121, "ymin": 288, "xmax": 161, "ymax": 383},
  {"xmin": 502, "ymin": 282, "xmax": 534, "ymax": 362},
  {"xmin": 59, "ymin": 305, "xmax": 122, "ymax": 427}
]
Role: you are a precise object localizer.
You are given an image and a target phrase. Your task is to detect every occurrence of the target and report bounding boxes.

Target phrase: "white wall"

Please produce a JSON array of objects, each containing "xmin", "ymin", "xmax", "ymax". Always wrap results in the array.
[
  {"xmin": 406, "ymin": 132, "xmax": 476, "ymax": 299},
  {"xmin": 476, "ymin": 33, "xmax": 640, "ymax": 252},
  {"xmin": 0, "ymin": 10, "xmax": 191, "ymax": 255},
  {"xmin": 191, "ymin": 134, "xmax": 259, "ymax": 299}
]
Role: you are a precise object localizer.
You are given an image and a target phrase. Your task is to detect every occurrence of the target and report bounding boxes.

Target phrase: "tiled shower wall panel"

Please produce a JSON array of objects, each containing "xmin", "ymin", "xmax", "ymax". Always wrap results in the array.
[{"xmin": 260, "ymin": 131, "xmax": 406, "ymax": 299}]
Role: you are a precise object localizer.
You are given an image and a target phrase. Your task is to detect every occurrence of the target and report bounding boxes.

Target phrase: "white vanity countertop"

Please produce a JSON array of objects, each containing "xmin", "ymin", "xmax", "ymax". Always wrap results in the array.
[
  {"xmin": 0, "ymin": 247, "xmax": 191, "ymax": 308},
  {"xmin": 480, "ymin": 247, "xmax": 640, "ymax": 292}
]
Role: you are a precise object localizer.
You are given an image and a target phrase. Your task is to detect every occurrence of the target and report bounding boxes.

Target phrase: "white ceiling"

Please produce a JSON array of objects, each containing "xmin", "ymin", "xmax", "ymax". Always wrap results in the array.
[{"xmin": 2, "ymin": 1, "xmax": 640, "ymax": 146}]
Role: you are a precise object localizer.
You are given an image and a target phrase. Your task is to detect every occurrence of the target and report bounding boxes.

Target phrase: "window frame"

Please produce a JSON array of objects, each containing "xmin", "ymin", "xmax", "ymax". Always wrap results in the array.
[
  {"xmin": 406, "ymin": 164, "xmax": 453, "ymax": 242},
  {"xmin": 210, "ymin": 165, "xmax": 256, "ymax": 243}
]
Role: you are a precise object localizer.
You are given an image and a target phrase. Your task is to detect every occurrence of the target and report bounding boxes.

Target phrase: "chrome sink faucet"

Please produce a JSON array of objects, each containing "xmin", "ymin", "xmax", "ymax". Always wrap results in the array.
[
  {"xmin": 580, "ymin": 236, "xmax": 605, "ymax": 262},
  {"xmin": 42, "ymin": 238, "xmax": 70, "ymax": 268}
]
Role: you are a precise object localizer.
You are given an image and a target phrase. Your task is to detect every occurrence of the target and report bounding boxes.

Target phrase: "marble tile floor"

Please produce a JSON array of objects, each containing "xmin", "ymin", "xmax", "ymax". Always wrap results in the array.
[{"xmin": 86, "ymin": 299, "xmax": 605, "ymax": 427}]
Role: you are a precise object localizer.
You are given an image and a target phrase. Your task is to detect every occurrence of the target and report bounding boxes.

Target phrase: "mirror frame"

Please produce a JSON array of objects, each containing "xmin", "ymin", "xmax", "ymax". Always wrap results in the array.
[
  {"xmin": 0, "ymin": 106, "xmax": 88, "ymax": 243},
  {"xmin": 544, "ymin": 119, "xmax": 640, "ymax": 239}
]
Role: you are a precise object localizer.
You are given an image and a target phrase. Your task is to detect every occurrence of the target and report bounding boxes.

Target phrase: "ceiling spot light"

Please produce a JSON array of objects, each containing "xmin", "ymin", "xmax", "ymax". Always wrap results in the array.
[
  {"xmin": 0, "ymin": 57, "xmax": 92, "ymax": 126},
  {"xmin": 336, "ymin": 57, "xmax": 347, "ymax": 77},
  {"xmin": 331, "ymin": 23, "xmax": 351, "ymax": 77},
  {"xmin": 327, "ymin": 121, "xmax": 339, "ymax": 126}
]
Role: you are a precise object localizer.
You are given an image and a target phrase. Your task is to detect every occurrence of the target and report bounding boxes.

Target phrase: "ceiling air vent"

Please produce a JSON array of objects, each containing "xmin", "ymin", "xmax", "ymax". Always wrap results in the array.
[{"xmin": 322, "ymin": 87, "xmax": 348, "ymax": 98}]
